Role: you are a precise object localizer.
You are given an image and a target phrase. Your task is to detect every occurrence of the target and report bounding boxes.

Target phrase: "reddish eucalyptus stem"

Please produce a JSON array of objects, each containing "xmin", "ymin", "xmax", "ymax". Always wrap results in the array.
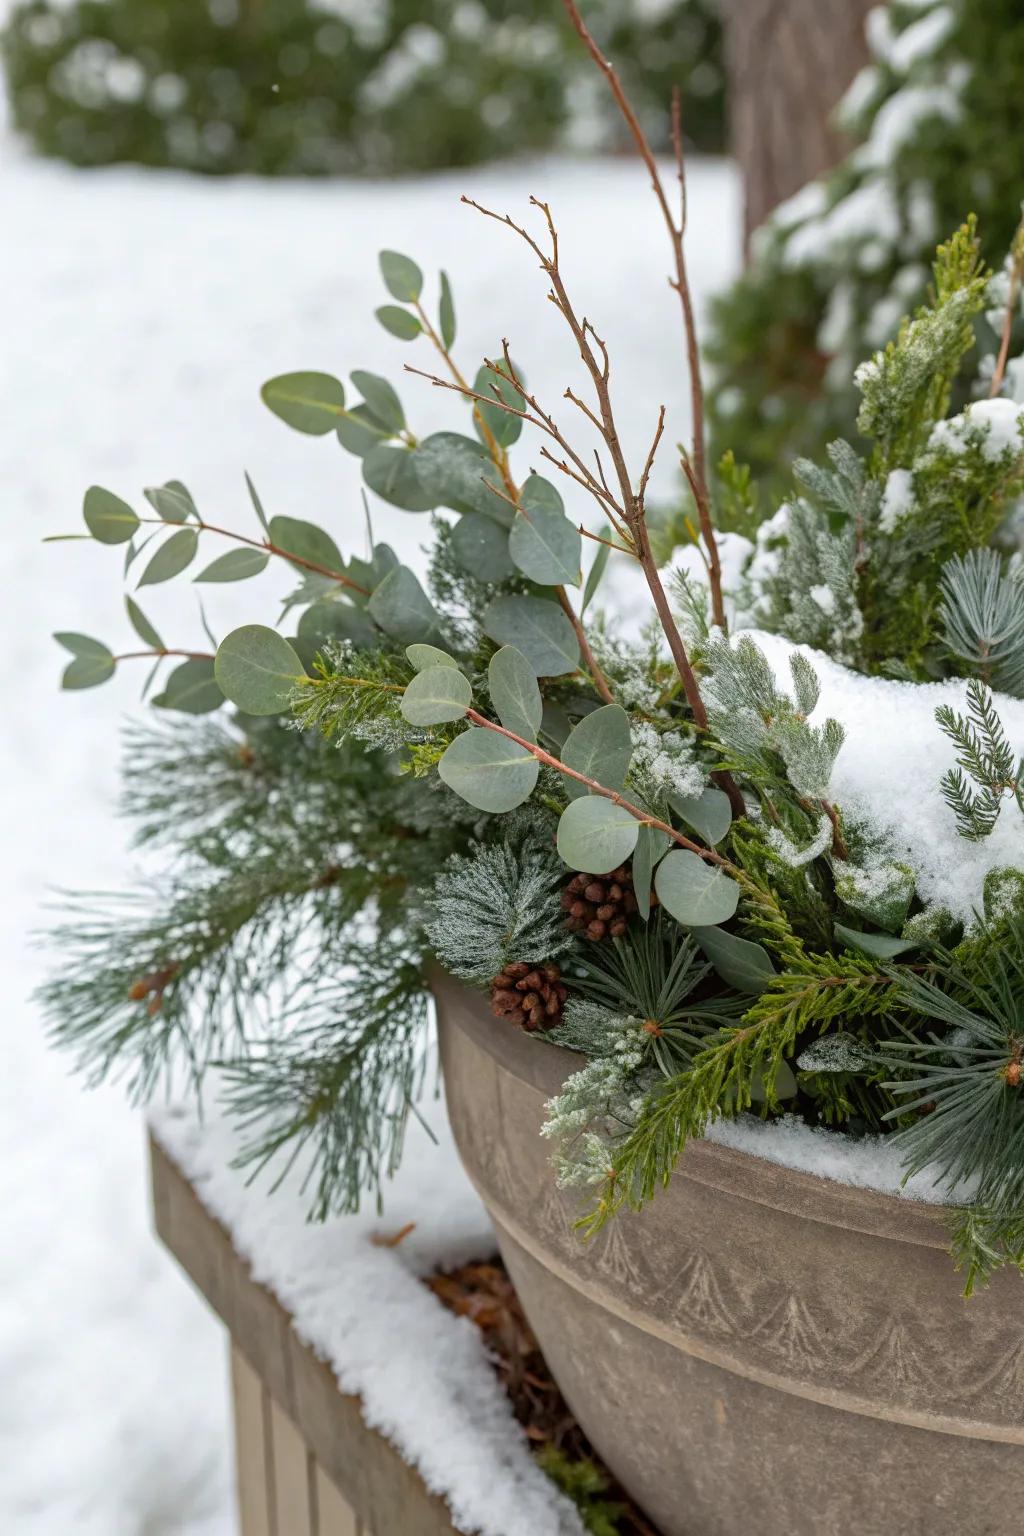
[
  {"xmin": 464, "ymin": 707, "xmax": 732, "ymax": 869},
  {"xmin": 139, "ymin": 517, "xmax": 369, "ymax": 595},
  {"xmin": 114, "ymin": 649, "xmax": 216, "ymax": 662}
]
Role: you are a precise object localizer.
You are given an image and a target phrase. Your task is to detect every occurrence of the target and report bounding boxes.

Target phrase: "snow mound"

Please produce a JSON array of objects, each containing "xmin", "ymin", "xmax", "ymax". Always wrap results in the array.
[
  {"xmin": 705, "ymin": 1114, "xmax": 969, "ymax": 1204},
  {"xmin": 151, "ymin": 1086, "xmax": 587, "ymax": 1536},
  {"xmin": 748, "ymin": 630, "xmax": 1024, "ymax": 922}
]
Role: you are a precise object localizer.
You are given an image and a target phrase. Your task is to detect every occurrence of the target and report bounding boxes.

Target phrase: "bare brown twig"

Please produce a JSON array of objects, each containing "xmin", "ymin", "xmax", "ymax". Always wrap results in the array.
[{"xmin": 560, "ymin": 0, "xmax": 728, "ymax": 632}]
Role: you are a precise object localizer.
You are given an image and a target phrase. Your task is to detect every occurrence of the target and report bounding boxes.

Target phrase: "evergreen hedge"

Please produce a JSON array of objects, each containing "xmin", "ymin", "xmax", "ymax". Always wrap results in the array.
[
  {"xmin": 706, "ymin": 0, "xmax": 1024, "ymax": 494},
  {"xmin": 0, "ymin": 0, "xmax": 724, "ymax": 177}
]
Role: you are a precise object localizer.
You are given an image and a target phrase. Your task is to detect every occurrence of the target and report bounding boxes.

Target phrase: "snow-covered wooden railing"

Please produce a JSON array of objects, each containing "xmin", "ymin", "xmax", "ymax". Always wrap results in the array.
[{"xmin": 149, "ymin": 1135, "xmax": 463, "ymax": 1536}]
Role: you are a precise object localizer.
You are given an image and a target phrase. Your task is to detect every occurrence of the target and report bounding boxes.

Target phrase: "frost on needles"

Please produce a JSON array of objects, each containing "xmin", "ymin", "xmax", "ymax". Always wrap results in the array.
[{"xmin": 39, "ymin": 5, "xmax": 1024, "ymax": 1297}]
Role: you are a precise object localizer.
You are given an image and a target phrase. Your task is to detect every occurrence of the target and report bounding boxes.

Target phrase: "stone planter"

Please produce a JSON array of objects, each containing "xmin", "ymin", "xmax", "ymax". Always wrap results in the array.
[{"xmin": 435, "ymin": 972, "xmax": 1024, "ymax": 1536}]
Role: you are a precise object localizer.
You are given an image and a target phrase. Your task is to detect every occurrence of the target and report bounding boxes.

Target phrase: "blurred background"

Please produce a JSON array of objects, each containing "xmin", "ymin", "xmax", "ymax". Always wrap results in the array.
[{"xmin": 0, "ymin": 2, "xmax": 882, "ymax": 1531}]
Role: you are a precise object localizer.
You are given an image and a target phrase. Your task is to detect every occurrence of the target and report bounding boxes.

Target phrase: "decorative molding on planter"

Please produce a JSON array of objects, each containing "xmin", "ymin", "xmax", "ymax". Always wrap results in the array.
[{"xmin": 149, "ymin": 1135, "xmax": 464, "ymax": 1536}]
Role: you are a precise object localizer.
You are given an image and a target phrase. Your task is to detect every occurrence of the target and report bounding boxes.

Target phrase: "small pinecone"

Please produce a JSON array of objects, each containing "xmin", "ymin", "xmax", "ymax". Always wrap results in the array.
[
  {"xmin": 561, "ymin": 866, "xmax": 638, "ymax": 941},
  {"xmin": 490, "ymin": 962, "xmax": 567, "ymax": 1032}
]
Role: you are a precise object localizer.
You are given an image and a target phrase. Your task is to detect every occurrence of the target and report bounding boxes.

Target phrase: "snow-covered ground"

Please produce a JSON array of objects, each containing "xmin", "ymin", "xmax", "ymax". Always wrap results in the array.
[{"xmin": 0, "ymin": 123, "xmax": 741, "ymax": 1534}]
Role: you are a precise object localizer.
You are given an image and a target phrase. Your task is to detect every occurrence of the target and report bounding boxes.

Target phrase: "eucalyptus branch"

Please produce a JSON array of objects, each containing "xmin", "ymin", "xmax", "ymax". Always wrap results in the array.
[
  {"xmin": 114, "ymin": 648, "xmax": 216, "ymax": 663},
  {"xmin": 139, "ymin": 516, "xmax": 369, "ymax": 595}
]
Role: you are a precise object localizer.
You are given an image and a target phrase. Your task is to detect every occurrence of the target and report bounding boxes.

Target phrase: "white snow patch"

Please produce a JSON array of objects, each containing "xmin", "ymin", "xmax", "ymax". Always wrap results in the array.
[
  {"xmin": 783, "ymin": 180, "xmax": 901, "ymax": 270},
  {"xmin": 887, "ymin": 6, "xmax": 955, "ymax": 71},
  {"xmin": 930, "ymin": 396, "xmax": 1024, "ymax": 460},
  {"xmin": 855, "ymin": 83, "xmax": 960, "ymax": 170},
  {"xmin": 151, "ymin": 1093, "xmax": 587, "ymax": 1536},
  {"xmin": 808, "ymin": 583, "xmax": 836, "ymax": 615},
  {"xmin": 705, "ymin": 1113, "xmax": 971, "ymax": 1203},
  {"xmin": 878, "ymin": 466, "xmax": 915, "ymax": 531},
  {"xmin": 744, "ymin": 630, "xmax": 1024, "ymax": 922}
]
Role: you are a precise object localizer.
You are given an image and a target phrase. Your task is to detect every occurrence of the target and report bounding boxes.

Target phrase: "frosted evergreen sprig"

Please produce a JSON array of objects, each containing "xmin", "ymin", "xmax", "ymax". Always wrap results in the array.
[
  {"xmin": 426, "ymin": 835, "xmax": 573, "ymax": 985},
  {"xmin": 936, "ymin": 679, "xmax": 1024, "ymax": 839},
  {"xmin": 939, "ymin": 548, "xmax": 1024, "ymax": 697}
]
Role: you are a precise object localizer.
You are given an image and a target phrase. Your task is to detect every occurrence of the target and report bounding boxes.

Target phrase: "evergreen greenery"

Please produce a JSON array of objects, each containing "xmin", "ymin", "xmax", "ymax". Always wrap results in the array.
[
  {"xmin": 39, "ymin": 4, "xmax": 1024, "ymax": 1292},
  {"xmin": 1, "ymin": 0, "xmax": 724, "ymax": 177},
  {"xmin": 705, "ymin": 0, "xmax": 1024, "ymax": 492}
]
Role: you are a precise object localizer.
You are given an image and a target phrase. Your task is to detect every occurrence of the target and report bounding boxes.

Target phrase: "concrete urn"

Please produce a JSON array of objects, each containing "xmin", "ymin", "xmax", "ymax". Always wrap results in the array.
[{"xmin": 434, "ymin": 972, "xmax": 1024, "ymax": 1536}]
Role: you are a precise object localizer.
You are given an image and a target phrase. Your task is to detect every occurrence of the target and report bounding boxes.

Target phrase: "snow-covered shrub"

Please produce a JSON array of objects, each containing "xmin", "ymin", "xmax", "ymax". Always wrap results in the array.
[
  {"xmin": 705, "ymin": 0, "xmax": 1024, "ymax": 492},
  {"xmin": 0, "ymin": 0, "xmax": 724, "ymax": 177}
]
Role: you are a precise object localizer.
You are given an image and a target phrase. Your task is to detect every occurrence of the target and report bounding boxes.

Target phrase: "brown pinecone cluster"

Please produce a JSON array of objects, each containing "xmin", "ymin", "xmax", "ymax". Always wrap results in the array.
[
  {"xmin": 490, "ymin": 962, "xmax": 567, "ymax": 1031},
  {"xmin": 561, "ymin": 866, "xmax": 638, "ymax": 941}
]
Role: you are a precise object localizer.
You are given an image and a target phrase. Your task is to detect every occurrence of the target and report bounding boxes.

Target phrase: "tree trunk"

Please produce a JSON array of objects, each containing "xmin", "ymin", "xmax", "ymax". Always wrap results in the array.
[{"xmin": 722, "ymin": 0, "xmax": 876, "ymax": 248}]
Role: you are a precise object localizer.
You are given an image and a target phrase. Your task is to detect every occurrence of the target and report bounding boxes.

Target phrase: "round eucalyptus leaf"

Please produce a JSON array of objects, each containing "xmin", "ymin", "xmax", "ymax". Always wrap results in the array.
[
  {"xmin": 691, "ymin": 925, "xmax": 776, "ymax": 993},
  {"xmin": 655, "ymin": 851, "xmax": 740, "ymax": 927},
  {"xmin": 368, "ymin": 565, "xmax": 443, "ymax": 646},
  {"xmin": 412, "ymin": 432, "xmax": 509, "ymax": 524},
  {"xmin": 195, "ymin": 548, "xmax": 270, "ymax": 583},
  {"xmin": 83, "ymin": 485, "xmax": 139, "ymax": 545},
  {"xmin": 362, "ymin": 444, "xmax": 436, "ymax": 512},
  {"xmin": 152, "ymin": 657, "xmax": 223, "ymax": 715},
  {"xmin": 488, "ymin": 646, "xmax": 542, "ymax": 742},
  {"xmin": 376, "ymin": 305, "xmax": 422, "ymax": 342},
  {"xmin": 137, "ymin": 527, "xmax": 198, "ymax": 587},
  {"xmin": 561, "ymin": 703, "xmax": 633, "ymax": 801},
  {"xmin": 438, "ymin": 727, "xmax": 539, "ymax": 813},
  {"xmin": 439, "ymin": 270, "xmax": 456, "ymax": 350},
  {"xmin": 450, "ymin": 514, "xmax": 515, "ymax": 582},
  {"xmin": 297, "ymin": 599, "xmax": 378, "ymax": 653},
  {"xmin": 267, "ymin": 515, "xmax": 343, "ymax": 574},
  {"xmin": 556, "ymin": 797, "xmax": 640, "ymax": 875},
  {"xmin": 401, "ymin": 665, "xmax": 472, "ymax": 726},
  {"xmin": 379, "ymin": 249, "xmax": 423, "ymax": 302},
  {"xmin": 509, "ymin": 477, "xmax": 582, "ymax": 588},
  {"xmin": 125, "ymin": 597, "xmax": 164, "ymax": 650},
  {"xmin": 349, "ymin": 370, "xmax": 405, "ymax": 433},
  {"xmin": 336, "ymin": 403, "xmax": 390, "ymax": 459},
  {"xmin": 669, "ymin": 786, "xmax": 733, "ymax": 847},
  {"xmin": 482, "ymin": 594, "xmax": 579, "ymax": 678},
  {"xmin": 406, "ymin": 643, "xmax": 458, "ymax": 671},
  {"xmin": 214, "ymin": 626, "xmax": 304, "ymax": 716},
  {"xmin": 261, "ymin": 372, "xmax": 346, "ymax": 435}
]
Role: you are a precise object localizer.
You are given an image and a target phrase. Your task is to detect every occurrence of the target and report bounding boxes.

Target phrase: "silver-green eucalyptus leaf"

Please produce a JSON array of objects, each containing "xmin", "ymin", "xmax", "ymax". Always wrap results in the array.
[
  {"xmin": 61, "ymin": 650, "xmax": 116, "ymax": 689},
  {"xmin": 368, "ymin": 566, "xmax": 443, "ymax": 646},
  {"xmin": 556, "ymin": 797, "xmax": 640, "ymax": 874},
  {"xmin": 83, "ymin": 485, "xmax": 139, "ymax": 545},
  {"xmin": 267, "ymin": 516, "xmax": 343, "ymax": 574},
  {"xmin": 582, "ymin": 530, "xmax": 612, "ymax": 614},
  {"xmin": 691, "ymin": 925, "xmax": 776, "ymax": 993},
  {"xmin": 376, "ymin": 305, "xmax": 422, "ymax": 341},
  {"xmin": 336, "ymin": 403, "xmax": 391, "ymax": 458},
  {"xmin": 125, "ymin": 597, "xmax": 164, "ymax": 650},
  {"xmin": 439, "ymin": 270, "xmax": 456, "ymax": 350},
  {"xmin": 362, "ymin": 445, "xmax": 436, "ymax": 511},
  {"xmin": 261, "ymin": 372, "xmax": 346, "ymax": 435},
  {"xmin": 144, "ymin": 483, "xmax": 195, "ymax": 523},
  {"xmin": 401, "ymin": 665, "xmax": 472, "ymax": 726},
  {"xmin": 482, "ymin": 595, "xmax": 579, "ymax": 678},
  {"xmin": 412, "ymin": 432, "xmax": 508, "ymax": 523},
  {"xmin": 152, "ymin": 657, "xmax": 223, "ymax": 715},
  {"xmin": 561, "ymin": 703, "xmax": 632, "ymax": 801},
  {"xmin": 655, "ymin": 850, "xmax": 740, "ymax": 927},
  {"xmin": 194, "ymin": 548, "xmax": 270, "ymax": 583},
  {"xmin": 438, "ymin": 728, "xmax": 539, "ymax": 812},
  {"xmin": 379, "ymin": 250, "xmax": 423, "ymax": 302},
  {"xmin": 669, "ymin": 786, "xmax": 733, "ymax": 847},
  {"xmin": 488, "ymin": 646, "xmax": 542, "ymax": 742},
  {"xmin": 508, "ymin": 474, "xmax": 581, "ymax": 587},
  {"xmin": 406, "ymin": 643, "xmax": 458, "ymax": 671},
  {"xmin": 450, "ymin": 514, "xmax": 515, "ymax": 582},
  {"xmin": 214, "ymin": 625, "xmax": 305, "ymax": 716},
  {"xmin": 632, "ymin": 823, "xmax": 671, "ymax": 919},
  {"xmin": 349, "ymin": 371, "xmax": 405, "ymax": 433},
  {"xmin": 137, "ymin": 526, "xmax": 198, "ymax": 587}
]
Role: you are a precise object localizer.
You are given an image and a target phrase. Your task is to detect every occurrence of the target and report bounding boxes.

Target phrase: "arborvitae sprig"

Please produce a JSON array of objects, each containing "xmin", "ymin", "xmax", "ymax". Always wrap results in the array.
[
  {"xmin": 219, "ymin": 937, "xmax": 431, "ymax": 1220},
  {"xmin": 936, "ymin": 679, "xmax": 1024, "ymax": 839},
  {"xmin": 291, "ymin": 646, "xmax": 414, "ymax": 750}
]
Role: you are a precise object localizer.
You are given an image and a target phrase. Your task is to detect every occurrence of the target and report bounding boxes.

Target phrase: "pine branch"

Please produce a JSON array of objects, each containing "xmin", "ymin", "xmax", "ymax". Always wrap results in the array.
[{"xmin": 936, "ymin": 679, "xmax": 1023, "ymax": 839}]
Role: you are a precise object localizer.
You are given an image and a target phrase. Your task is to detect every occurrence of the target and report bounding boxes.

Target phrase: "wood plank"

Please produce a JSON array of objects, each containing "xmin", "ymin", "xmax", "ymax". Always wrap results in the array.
[
  {"xmin": 314, "ymin": 1463, "xmax": 361, "ymax": 1536},
  {"xmin": 270, "ymin": 1398, "xmax": 314, "ymax": 1535},
  {"xmin": 231, "ymin": 1347, "xmax": 274, "ymax": 1536},
  {"xmin": 150, "ymin": 1136, "xmax": 461, "ymax": 1536}
]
